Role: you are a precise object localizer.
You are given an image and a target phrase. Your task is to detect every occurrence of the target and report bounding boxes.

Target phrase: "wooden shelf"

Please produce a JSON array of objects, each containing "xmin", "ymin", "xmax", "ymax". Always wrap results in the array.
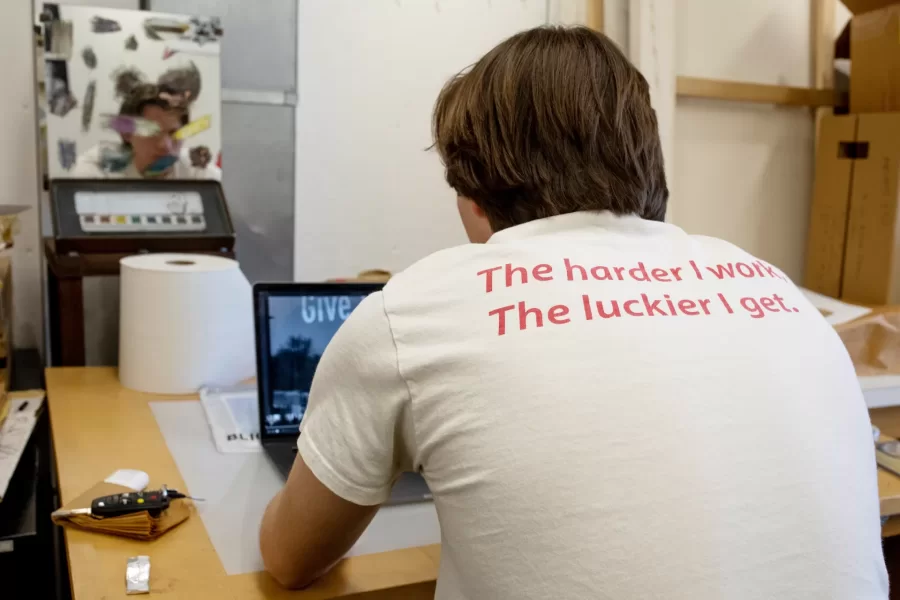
[{"xmin": 676, "ymin": 76, "xmax": 836, "ymax": 108}]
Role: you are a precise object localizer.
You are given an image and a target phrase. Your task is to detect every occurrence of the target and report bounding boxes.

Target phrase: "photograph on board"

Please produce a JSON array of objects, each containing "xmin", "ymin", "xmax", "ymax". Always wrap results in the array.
[{"xmin": 37, "ymin": 3, "xmax": 223, "ymax": 181}]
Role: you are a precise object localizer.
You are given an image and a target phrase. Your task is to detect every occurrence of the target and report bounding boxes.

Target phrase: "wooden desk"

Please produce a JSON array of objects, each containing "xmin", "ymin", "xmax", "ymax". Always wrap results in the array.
[{"xmin": 47, "ymin": 367, "xmax": 439, "ymax": 599}]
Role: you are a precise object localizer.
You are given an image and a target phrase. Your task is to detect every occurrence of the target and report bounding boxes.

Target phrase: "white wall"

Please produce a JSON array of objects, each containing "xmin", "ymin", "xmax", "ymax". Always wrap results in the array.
[
  {"xmin": 1, "ymin": 0, "xmax": 45, "ymax": 350},
  {"xmin": 294, "ymin": 0, "xmax": 548, "ymax": 281},
  {"xmin": 671, "ymin": 0, "xmax": 816, "ymax": 280}
]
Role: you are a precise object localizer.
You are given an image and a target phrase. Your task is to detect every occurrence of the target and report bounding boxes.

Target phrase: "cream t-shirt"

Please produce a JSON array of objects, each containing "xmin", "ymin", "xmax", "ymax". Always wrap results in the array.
[{"xmin": 297, "ymin": 211, "xmax": 888, "ymax": 600}]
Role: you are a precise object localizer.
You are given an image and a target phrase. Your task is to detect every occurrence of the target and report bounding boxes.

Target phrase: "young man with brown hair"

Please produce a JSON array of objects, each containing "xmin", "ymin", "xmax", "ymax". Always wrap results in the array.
[{"xmin": 261, "ymin": 26, "xmax": 887, "ymax": 599}]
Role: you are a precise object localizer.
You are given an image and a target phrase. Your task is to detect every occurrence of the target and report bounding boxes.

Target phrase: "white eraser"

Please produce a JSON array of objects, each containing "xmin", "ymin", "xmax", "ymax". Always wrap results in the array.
[{"xmin": 104, "ymin": 469, "xmax": 150, "ymax": 491}]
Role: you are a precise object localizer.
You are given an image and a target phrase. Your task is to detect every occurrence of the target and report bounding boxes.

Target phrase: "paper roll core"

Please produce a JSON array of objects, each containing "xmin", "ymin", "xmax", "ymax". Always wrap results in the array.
[{"xmin": 166, "ymin": 259, "xmax": 196, "ymax": 266}]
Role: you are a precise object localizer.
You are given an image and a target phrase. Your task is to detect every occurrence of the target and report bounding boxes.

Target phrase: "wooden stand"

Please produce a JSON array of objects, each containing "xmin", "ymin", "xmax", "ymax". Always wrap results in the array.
[{"xmin": 44, "ymin": 238, "xmax": 235, "ymax": 366}]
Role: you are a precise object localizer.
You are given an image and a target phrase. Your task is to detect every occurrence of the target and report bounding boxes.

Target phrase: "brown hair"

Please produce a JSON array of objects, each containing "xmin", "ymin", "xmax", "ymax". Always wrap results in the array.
[
  {"xmin": 114, "ymin": 69, "xmax": 189, "ymax": 126},
  {"xmin": 432, "ymin": 26, "xmax": 668, "ymax": 231}
]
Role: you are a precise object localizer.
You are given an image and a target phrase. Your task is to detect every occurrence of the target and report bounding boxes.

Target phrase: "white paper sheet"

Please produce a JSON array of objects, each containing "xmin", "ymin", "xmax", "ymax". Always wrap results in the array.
[
  {"xmin": 150, "ymin": 400, "xmax": 440, "ymax": 575},
  {"xmin": 199, "ymin": 385, "xmax": 261, "ymax": 453},
  {"xmin": 0, "ymin": 391, "xmax": 45, "ymax": 502}
]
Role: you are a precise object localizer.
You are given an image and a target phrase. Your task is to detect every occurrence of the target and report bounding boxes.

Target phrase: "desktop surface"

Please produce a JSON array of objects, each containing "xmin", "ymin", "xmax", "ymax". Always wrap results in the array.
[{"xmin": 46, "ymin": 367, "xmax": 439, "ymax": 600}]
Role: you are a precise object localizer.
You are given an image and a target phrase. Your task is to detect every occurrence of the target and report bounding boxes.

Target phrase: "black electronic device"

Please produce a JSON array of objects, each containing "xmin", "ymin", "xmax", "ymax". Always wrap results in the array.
[
  {"xmin": 49, "ymin": 178, "xmax": 235, "ymax": 254},
  {"xmin": 89, "ymin": 486, "xmax": 191, "ymax": 518},
  {"xmin": 252, "ymin": 282, "xmax": 433, "ymax": 505}
]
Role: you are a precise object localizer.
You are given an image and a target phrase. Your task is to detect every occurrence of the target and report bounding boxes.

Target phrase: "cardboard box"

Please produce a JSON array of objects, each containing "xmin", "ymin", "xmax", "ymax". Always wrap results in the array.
[
  {"xmin": 804, "ymin": 115, "xmax": 858, "ymax": 298},
  {"xmin": 806, "ymin": 113, "xmax": 900, "ymax": 305},
  {"xmin": 840, "ymin": 113, "xmax": 900, "ymax": 304},
  {"xmin": 842, "ymin": 0, "xmax": 900, "ymax": 113}
]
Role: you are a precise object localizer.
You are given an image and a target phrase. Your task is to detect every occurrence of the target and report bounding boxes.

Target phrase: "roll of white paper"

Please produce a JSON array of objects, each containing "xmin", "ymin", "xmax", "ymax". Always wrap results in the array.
[{"xmin": 119, "ymin": 253, "xmax": 256, "ymax": 395}]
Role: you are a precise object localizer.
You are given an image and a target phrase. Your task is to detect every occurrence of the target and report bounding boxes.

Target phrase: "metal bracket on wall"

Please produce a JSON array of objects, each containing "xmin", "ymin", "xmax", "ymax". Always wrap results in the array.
[{"xmin": 221, "ymin": 89, "xmax": 297, "ymax": 107}]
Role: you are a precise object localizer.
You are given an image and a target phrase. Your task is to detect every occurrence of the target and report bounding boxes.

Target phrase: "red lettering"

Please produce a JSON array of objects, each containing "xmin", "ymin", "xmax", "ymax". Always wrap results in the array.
[
  {"xmin": 565, "ymin": 259, "xmax": 587, "ymax": 281},
  {"xmin": 596, "ymin": 300, "xmax": 622, "ymax": 319},
  {"xmin": 477, "ymin": 266, "xmax": 502, "ymax": 292},
  {"xmin": 740, "ymin": 297, "xmax": 765, "ymax": 319},
  {"xmin": 488, "ymin": 304, "xmax": 515, "ymax": 335},
  {"xmin": 629, "ymin": 262, "xmax": 650, "ymax": 281},
  {"xmin": 582, "ymin": 295, "xmax": 593, "ymax": 320},
  {"xmin": 651, "ymin": 268, "xmax": 671, "ymax": 282},
  {"xmin": 533, "ymin": 263, "xmax": 553, "ymax": 282},
  {"xmin": 613, "ymin": 266, "xmax": 627, "ymax": 280},
  {"xmin": 698, "ymin": 298, "xmax": 712, "ymax": 315},
  {"xmin": 689, "ymin": 260, "xmax": 703, "ymax": 280},
  {"xmin": 518, "ymin": 301, "xmax": 543, "ymax": 330},
  {"xmin": 678, "ymin": 299, "xmax": 699, "ymax": 315},
  {"xmin": 590, "ymin": 265, "xmax": 613, "ymax": 280},
  {"xmin": 663, "ymin": 294, "xmax": 677, "ymax": 314},
  {"xmin": 623, "ymin": 300, "xmax": 643, "ymax": 317},
  {"xmin": 641, "ymin": 294, "xmax": 667, "ymax": 316},
  {"xmin": 772, "ymin": 293, "xmax": 792, "ymax": 312},
  {"xmin": 670, "ymin": 267, "xmax": 684, "ymax": 281},
  {"xmin": 706, "ymin": 263, "xmax": 735, "ymax": 279},
  {"xmin": 760, "ymin": 297, "xmax": 778, "ymax": 312},
  {"xmin": 548, "ymin": 304, "xmax": 570, "ymax": 324},
  {"xmin": 752, "ymin": 261, "xmax": 767, "ymax": 278},
  {"xmin": 735, "ymin": 262, "xmax": 755, "ymax": 277},
  {"xmin": 717, "ymin": 293, "xmax": 733, "ymax": 314},
  {"xmin": 756, "ymin": 261, "xmax": 784, "ymax": 281},
  {"xmin": 505, "ymin": 263, "xmax": 527, "ymax": 287}
]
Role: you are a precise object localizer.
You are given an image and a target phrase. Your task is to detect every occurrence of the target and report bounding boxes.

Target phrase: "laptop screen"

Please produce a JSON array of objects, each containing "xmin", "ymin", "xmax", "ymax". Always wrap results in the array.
[{"xmin": 255, "ymin": 284, "xmax": 382, "ymax": 437}]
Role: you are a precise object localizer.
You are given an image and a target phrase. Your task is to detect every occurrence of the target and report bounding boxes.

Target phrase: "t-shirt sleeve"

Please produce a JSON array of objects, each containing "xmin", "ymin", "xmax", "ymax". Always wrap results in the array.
[
  {"xmin": 295, "ymin": 291, "xmax": 415, "ymax": 506},
  {"xmin": 69, "ymin": 154, "xmax": 107, "ymax": 178}
]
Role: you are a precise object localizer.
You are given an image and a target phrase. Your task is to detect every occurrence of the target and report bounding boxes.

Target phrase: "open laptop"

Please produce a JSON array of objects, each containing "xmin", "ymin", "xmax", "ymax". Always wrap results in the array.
[{"xmin": 253, "ymin": 282, "xmax": 431, "ymax": 505}]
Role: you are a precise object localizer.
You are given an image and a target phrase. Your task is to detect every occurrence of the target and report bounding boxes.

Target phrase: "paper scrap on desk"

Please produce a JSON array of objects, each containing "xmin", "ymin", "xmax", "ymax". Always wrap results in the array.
[
  {"xmin": 199, "ymin": 385, "xmax": 261, "ymax": 453},
  {"xmin": 104, "ymin": 469, "xmax": 149, "ymax": 491},
  {"xmin": 0, "ymin": 391, "xmax": 45, "ymax": 503},
  {"xmin": 837, "ymin": 312, "xmax": 900, "ymax": 377},
  {"xmin": 801, "ymin": 288, "xmax": 872, "ymax": 326}
]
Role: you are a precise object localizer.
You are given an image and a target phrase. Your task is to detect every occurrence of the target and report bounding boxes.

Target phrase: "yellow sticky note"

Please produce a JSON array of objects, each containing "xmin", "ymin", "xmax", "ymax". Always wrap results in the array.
[{"xmin": 173, "ymin": 115, "xmax": 211, "ymax": 141}]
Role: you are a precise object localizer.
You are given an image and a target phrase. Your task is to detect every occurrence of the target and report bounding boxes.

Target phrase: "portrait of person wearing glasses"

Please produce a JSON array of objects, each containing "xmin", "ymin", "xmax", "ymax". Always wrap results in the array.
[{"xmin": 69, "ymin": 80, "xmax": 221, "ymax": 181}]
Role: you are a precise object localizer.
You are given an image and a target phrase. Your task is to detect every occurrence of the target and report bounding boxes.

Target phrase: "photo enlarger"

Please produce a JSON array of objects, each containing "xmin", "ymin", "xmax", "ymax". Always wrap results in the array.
[{"xmin": 45, "ymin": 178, "xmax": 235, "ymax": 366}]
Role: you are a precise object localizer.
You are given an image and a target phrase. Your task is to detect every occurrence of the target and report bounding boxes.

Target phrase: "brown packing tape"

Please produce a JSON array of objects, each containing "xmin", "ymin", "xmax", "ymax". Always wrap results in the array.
[{"xmin": 52, "ymin": 481, "xmax": 193, "ymax": 541}]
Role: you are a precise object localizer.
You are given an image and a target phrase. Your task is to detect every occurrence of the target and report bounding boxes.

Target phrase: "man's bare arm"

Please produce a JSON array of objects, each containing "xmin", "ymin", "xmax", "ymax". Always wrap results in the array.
[{"xmin": 259, "ymin": 454, "xmax": 380, "ymax": 589}]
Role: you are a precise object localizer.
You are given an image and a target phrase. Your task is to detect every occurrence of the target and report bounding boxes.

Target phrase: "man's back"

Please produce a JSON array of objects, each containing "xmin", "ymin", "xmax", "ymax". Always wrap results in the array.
[
  {"xmin": 262, "ymin": 26, "xmax": 887, "ymax": 597},
  {"xmin": 330, "ymin": 211, "xmax": 886, "ymax": 599}
]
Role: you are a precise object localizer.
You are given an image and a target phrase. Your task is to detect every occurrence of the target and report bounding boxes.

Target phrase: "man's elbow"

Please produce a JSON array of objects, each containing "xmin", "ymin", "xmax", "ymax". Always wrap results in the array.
[
  {"xmin": 266, "ymin": 564, "xmax": 316, "ymax": 590},
  {"xmin": 259, "ymin": 534, "xmax": 318, "ymax": 589}
]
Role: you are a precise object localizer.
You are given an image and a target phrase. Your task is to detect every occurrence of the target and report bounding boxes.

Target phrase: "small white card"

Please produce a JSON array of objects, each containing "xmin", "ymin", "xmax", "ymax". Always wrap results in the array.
[
  {"xmin": 104, "ymin": 469, "xmax": 149, "ymax": 491},
  {"xmin": 0, "ymin": 392, "xmax": 45, "ymax": 502}
]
